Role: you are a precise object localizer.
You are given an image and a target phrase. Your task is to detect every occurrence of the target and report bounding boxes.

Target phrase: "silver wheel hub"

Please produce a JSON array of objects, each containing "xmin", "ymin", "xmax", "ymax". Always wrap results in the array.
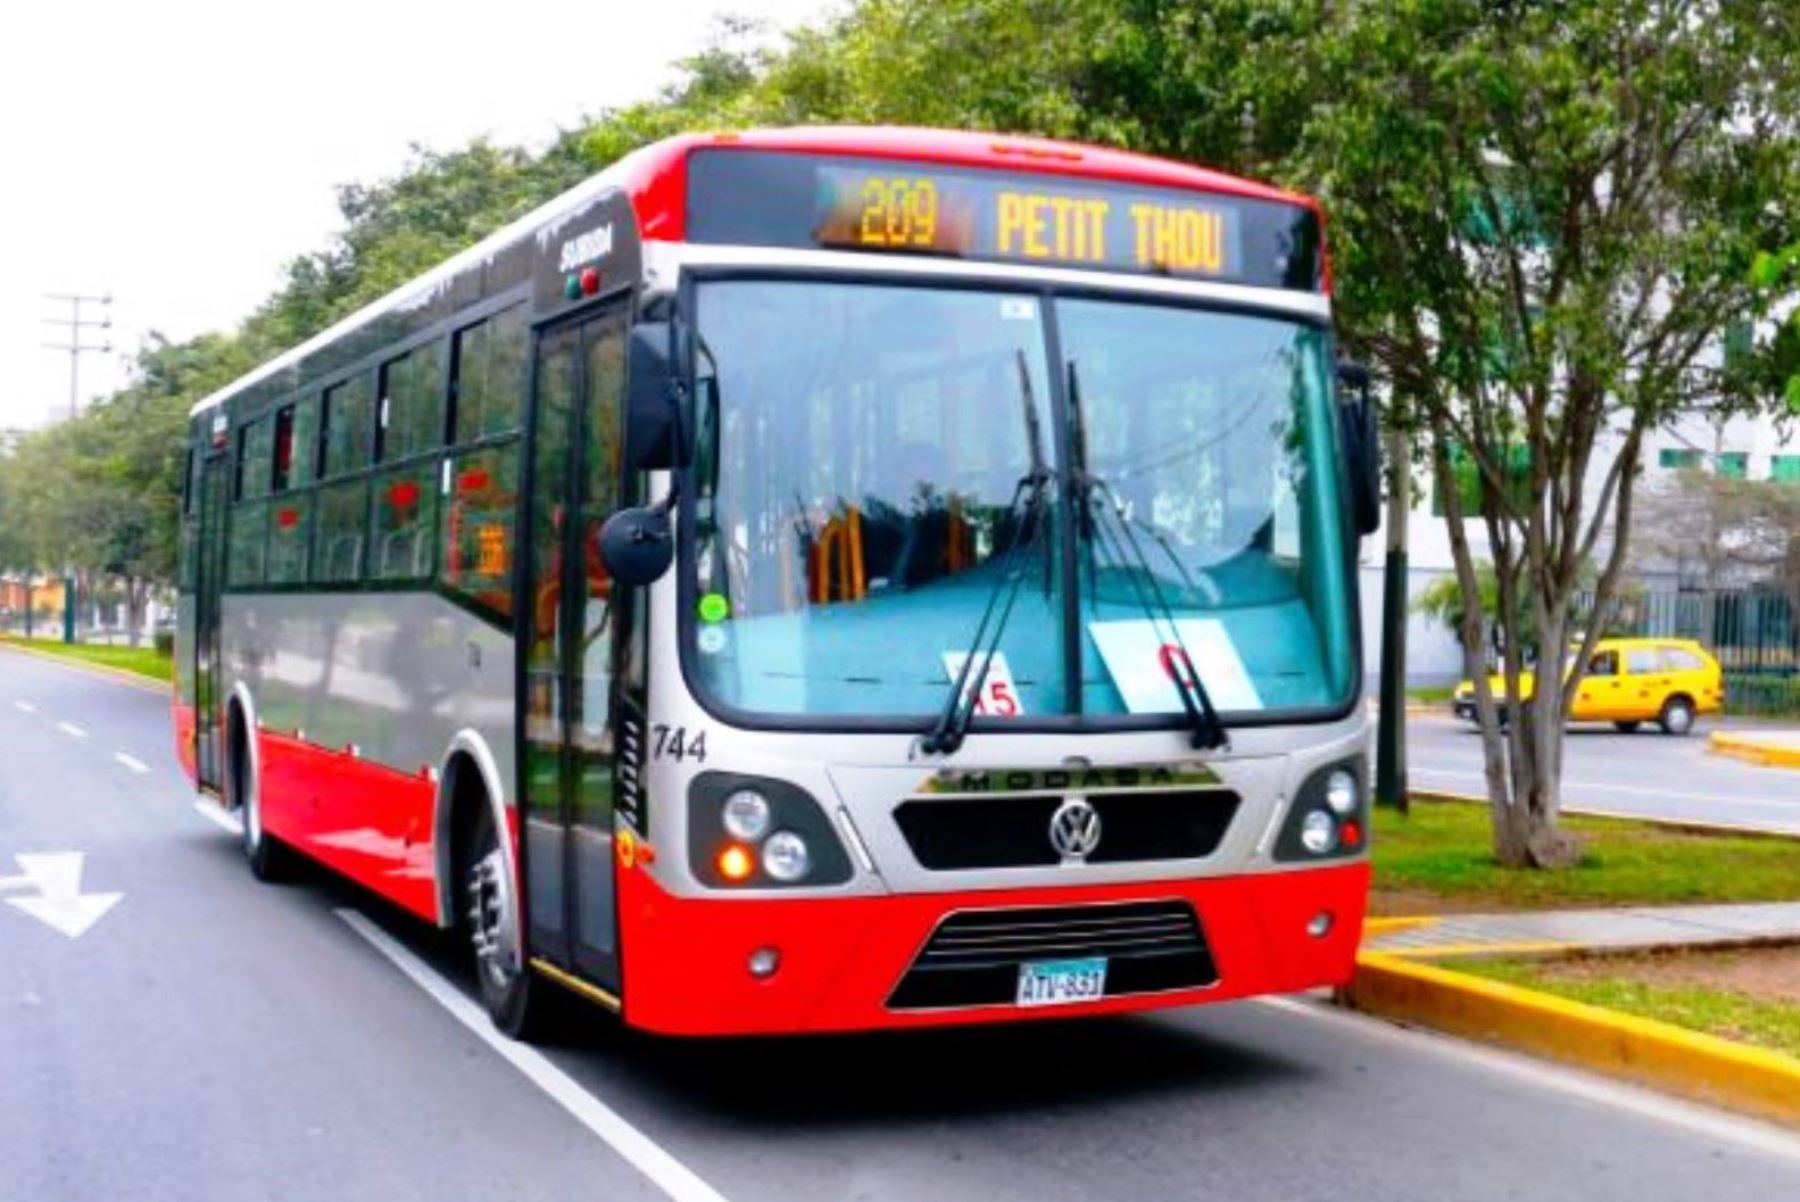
[{"xmin": 467, "ymin": 849, "xmax": 518, "ymax": 988}]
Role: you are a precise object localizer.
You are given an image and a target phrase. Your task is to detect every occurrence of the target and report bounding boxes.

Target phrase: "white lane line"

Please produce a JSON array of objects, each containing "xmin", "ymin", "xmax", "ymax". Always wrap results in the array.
[
  {"xmin": 13, "ymin": 700, "xmax": 36, "ymax": 713},
  {"xmin": 1411, "ymin": 766, "xmax": 1800, "ymax": 812},
  {"xmin": 192, "ymin": 798, "xmax": 243, "ymax": 836},
  {"xmin": 114, "ymin": 752, "xmax": 150, "ymax": 774},
  {"xmin": 1254, "ymin": 995, "xmax": 1800, "ymax": 1166},
  {"xmin": 56, "ymin": 721, "xmax": 87, "ymax": 739},
  {"xmin": 337, "ymin": 908, "xmax": 732, "ymax": 1202}
]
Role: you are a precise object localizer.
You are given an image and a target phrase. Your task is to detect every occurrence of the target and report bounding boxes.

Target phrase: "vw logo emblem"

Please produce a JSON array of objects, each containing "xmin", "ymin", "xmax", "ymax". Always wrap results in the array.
[{"xmin": 1049, "ymin": 797, "xmax": 1102, "ymax": 860}]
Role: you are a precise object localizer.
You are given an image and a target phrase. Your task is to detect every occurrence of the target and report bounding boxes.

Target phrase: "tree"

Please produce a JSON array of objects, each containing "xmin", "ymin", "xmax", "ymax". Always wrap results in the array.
[{"xmin": 1275, "ymin": 1, "xmax": 1800, "ymax": 866}]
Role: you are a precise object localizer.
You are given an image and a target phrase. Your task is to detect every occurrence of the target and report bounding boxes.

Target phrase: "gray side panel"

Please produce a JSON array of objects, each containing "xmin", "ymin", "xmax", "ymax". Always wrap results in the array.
[{"xmin": 219, "ymin": 592, "xmax": 516, "ymax": 793}]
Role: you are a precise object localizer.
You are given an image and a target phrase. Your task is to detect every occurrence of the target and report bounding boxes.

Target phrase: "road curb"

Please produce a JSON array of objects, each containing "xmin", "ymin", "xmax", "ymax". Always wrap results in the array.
[
  {"xmin": 0, "ymin": 640, "xmax": 168, "ymax": 695},
  {"xmin": 1408, "ymin": 788, "xmax": 1800, "ymax": 841},
  {"xmin": 1708, "ymin": 729, "xmax": 1800, "ymax": 770},
  {"xmin": 1343, "ymin": 950, "xmax": 1800, "ymax": 1130}
]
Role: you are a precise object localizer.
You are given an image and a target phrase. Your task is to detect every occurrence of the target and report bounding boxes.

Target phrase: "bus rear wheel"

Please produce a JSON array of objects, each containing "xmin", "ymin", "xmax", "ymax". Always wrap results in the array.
[
  {"xmin": 464, "ymin": 807, "xmax": 556, "ymax": 1039},
  {"xmin": 230, "ymin": 710, "xmax": 293, "ymax": 882}
]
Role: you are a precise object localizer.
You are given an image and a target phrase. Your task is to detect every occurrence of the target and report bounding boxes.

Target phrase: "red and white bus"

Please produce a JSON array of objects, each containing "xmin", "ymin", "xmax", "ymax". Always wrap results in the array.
[{"xmin": 175, "ymin": 126, "xmax": 1380, "ymax": 1037}]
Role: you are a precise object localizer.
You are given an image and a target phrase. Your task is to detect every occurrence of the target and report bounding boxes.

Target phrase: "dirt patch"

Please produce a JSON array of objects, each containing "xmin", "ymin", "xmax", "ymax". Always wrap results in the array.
[
  {"xmin": 1369, "ymin": 888, "xmax": 1517, "ymax": 917},
  {"xmin": 1538, "ymin": 944, "xmax": 1800, "ymax": 1006}
]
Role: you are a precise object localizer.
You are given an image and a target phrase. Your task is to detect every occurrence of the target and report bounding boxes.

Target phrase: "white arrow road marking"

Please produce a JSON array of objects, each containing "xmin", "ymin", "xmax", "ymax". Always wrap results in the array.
[
  {"xmin": 114, "ymin": 753, "xmax": 150, "ymax": 774},
  {"xmin": 0, "ymin": 852, "xmax": 122, "ymax": 939},
  {"xmin": 56, "ymin": 721, "xmax": 86, "ymax": 739},
  {"xmin": 13, "ymin": 700, "xmax": 36, "ymax": 713}
]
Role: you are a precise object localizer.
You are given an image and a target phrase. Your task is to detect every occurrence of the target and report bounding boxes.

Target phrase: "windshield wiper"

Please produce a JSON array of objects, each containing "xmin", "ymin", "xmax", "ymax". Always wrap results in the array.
[
  {"xmin": 1067, "ymin": 360, "xmax": 1228, "ymax": 752},
  {"xmin": 921, "ymin": 351, "xmax": 1052, "ymax": 756}
]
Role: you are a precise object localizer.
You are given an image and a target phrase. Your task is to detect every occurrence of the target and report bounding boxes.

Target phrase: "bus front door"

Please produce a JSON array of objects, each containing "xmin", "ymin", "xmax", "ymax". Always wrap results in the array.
[
  {"xmin": 193, "ymin": 453, "xmax": 230, "ymax": 792},
  {"xmin": 520, "ymin": 303, "xmax": 628, "ymax": 992}
]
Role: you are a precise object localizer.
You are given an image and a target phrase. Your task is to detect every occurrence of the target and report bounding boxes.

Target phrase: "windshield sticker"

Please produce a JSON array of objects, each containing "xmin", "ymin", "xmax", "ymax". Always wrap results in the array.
[
  {"xmin": 698, "ymin": 591, "xmax": 731, "ymax": 623},
  {"xmin": 1088, "ymin": 620, "xmax": 1263, "ymax": 713},
  {"xmin": 999, "ymin": 297, "xmax": 1037, "ymax": 321},
  {"xmin": 941, "ymin": 651, "xmax": 1024, "ymax": 717}
]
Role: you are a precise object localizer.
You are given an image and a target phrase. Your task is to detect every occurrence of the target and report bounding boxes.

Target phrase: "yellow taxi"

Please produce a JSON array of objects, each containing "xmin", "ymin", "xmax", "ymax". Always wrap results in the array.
[{"xmin": 1452, "ymin": 637, "xmax": 1724, "ymax": 735}]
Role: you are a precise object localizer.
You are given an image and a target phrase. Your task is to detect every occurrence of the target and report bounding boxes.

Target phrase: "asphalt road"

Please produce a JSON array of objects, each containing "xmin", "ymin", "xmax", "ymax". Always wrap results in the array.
[
  {"xmin": 1408, "ymin": 711, "xmax": 1800, "ymax": 834},
  {"xmin": 2, "ymin": 646, "xmax": 1797, "ymax": 1202}
]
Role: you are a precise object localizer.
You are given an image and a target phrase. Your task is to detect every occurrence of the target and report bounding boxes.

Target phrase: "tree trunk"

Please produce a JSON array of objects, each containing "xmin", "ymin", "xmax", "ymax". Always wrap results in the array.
[{"xmin": 125, "ymin": 576, "xmax": 145, "ymax": 647}]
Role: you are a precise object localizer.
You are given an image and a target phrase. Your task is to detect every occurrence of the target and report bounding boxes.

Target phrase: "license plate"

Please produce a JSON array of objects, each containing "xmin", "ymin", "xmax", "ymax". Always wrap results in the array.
[{"xmin": 1016, "ymin": 957, "xmax": 1108, "ymax": 1008}]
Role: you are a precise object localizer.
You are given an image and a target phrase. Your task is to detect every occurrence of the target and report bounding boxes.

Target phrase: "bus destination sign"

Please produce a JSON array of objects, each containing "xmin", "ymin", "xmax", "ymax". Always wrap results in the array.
[{"xmin": 686, "ymin": 149, "xmax": 1323, "ymax": 291}]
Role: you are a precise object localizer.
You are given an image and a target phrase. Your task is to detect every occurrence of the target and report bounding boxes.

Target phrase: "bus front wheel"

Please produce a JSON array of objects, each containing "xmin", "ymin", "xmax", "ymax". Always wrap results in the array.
[{"xmin": 464, "ymin": 807, "xmax": 557, "ymax": 1039}]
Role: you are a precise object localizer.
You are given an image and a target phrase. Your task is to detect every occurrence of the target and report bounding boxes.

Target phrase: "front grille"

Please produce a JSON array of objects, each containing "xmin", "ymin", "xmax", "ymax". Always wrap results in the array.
[
  {"xmin": 888, "ymin": 900, "xmax": 1217, "ymax": 1010},
  {"xmin": 893, "ymin": 790, "xmax": 1238, "ymax": 870}
]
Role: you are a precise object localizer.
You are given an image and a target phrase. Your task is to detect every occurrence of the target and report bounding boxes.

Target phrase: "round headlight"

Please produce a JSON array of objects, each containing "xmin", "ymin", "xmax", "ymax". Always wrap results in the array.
[
  {"xmin": 1300, "ymin": 810, "xmax": 1338, "ymax": 855},
  {"xmin": 1324, "ymin": 769, "xmax": 1359, "ymax": 817},
  {"xmin": 762, "ymin": 831, "xmax": 811, "ymax": 882},
  {"xmin": 722, "ymin": 789, "xmax": 772, "ymax": 841}
]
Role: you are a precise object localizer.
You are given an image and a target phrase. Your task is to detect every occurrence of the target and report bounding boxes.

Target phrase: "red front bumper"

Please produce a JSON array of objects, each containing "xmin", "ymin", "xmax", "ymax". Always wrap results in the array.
[{"xmin": 616, "ymin": 862, "xmax": 1368, "ymax": 1035}]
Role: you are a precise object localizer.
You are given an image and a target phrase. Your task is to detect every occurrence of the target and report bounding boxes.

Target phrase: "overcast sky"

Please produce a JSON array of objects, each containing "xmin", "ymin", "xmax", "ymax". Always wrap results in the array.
[{"xmin": 0, "ymin": 0, "xmax": 829, "ymax": 431}]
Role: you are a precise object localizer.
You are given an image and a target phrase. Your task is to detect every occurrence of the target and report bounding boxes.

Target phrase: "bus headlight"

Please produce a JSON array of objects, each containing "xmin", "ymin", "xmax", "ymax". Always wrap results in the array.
[
  {"xmin": 722, "ymin": 789, "xmax": 772, "ymax": 840},
  {"xmin": 1323, "ymin": 769, "xmax": 1358, "ymax": 816},
  {"xmin": 1274, "ymin": 758, "xmax": 1368, "ymax": 863},
  {"xmin": 1300, "ymin": 811, "xmax": 1338, "ymax": 855},
  {"xmin": 762, "ymin": 831, "xmax": 811, "ymax": 882},
  {"xmin": 687, "ymin": 772, "xmax": 855, "ymax": 888}
]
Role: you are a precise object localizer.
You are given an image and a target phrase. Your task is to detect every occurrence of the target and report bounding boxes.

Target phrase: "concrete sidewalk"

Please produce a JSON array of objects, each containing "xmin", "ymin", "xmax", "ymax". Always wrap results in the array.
[{"xmin": 1366, "ymin": 901, "xmax": 1800, "ymax": 958}]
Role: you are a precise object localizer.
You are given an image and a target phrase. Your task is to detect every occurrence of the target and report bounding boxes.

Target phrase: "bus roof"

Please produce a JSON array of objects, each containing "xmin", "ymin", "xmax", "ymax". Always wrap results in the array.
[{"xmin": 189, "ymin": 126, "xmax": 1322, "ymax": 419}]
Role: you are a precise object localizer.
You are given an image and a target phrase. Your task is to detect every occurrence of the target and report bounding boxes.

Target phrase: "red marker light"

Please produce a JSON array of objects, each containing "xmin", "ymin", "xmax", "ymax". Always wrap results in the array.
[
  {"xmin": 1341, "ymin": 820, "xmax": 1363, "ymax": 849},
  {"xmin": 580, "ymin": 266, "xmax": 601, "ymax": 296}
]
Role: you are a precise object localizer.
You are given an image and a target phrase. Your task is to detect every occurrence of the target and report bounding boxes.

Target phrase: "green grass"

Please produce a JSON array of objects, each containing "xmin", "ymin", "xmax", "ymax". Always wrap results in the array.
[
  {"xmin": 1, "ymin": 636, "xmax": 173, "ymax": 683},
  {"xmin": 1372, "ymin": 798, "xmax": 1800, "ymax": 909},
  {"xmin": 1458, "ymin": 956, "xmax": 1800, "ymax": 1060},
  {"xmin": 1406, "ymin": 684, "xmax": 1458, "ymax": 704}
]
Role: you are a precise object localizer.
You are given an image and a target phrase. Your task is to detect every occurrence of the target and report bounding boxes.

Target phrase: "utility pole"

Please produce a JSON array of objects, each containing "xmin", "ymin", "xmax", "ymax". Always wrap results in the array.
[
  {"xmin": 1375, "ymin": 410, "xmax": 1410, "ymax": 812},
  {"xmin": 41, "ymin": 293, "xmax": 113, "ymax": 420}
]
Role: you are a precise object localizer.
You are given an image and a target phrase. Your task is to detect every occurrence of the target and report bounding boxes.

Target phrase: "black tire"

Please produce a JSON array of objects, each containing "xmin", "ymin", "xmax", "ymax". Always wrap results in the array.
[
  {"xmin": 464, "ymin": 805, "xmax": 558, "ymax": 1040},
  {"xmin": 231, "ymin": 716, "xmax": 294, "ymax": 882},
  {"xmin": 1659, "ymin": 696, "xmax": 1696, "ymax": 737},
  {"xmin": 1613, "ymin": 721, "xmax": 1642, "ymax": 734}
]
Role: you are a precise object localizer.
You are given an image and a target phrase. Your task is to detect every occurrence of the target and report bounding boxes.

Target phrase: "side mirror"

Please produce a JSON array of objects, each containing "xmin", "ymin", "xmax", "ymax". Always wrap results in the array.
[
  {"xmin": 597, "ymin": 505, "xmax": 674, "ymax": 587},
  {"xmin": 625, "ymin": 321, "xmax": 691, "ymax": 470},
  {"xmin": 1336, "ymin": 362, "xmax": 1382, "ymax": 537}
]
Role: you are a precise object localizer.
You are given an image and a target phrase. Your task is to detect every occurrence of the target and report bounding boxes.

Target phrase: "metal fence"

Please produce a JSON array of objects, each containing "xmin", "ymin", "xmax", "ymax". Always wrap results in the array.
[{"xmin": 1579, "ymin": 588, "xmax": 1800, "ymax": 714}]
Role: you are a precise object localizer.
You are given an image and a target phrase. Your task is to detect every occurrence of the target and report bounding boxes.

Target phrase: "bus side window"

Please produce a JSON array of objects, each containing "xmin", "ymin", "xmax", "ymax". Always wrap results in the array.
[
  {"xmin": 322, "ymin": 374, "xmax": 374, "ymax": 478},
  {"xmin": 451, "ymin": 304, "xmax": 527, "ymax": 443},
  {"xmin": 314, "ymin": 479, "xmax": 369, "ymax": 583},
  {"xmin": 380, "ymin": 341, "xmax": 446, "ymax": 463},
  {"xmin": 440, "ymin": 445, "xmax": 519, "ymax": 621}
]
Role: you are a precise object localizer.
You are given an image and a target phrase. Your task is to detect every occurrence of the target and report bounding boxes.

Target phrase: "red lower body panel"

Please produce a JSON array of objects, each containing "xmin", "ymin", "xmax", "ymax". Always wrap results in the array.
[
  {"xmin": 616, "ymin": 863, "xmax": 1368, "ymax": 1036},
  {"xmin": 256, "ymin": 730, "xmax": 439, "ymax": 923},
  {"xmin": 172, "ymin": 699, "xmax": 197, "ymax": 784}
]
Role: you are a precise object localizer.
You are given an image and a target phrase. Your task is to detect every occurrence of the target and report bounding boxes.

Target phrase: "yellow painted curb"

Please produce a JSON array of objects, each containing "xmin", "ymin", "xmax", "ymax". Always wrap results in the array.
[
  {"xmin": 1708, "ymin": 730, "xmax": 1800, "ymax": 770},
  {"xmin": 1363, "ymin": 915, "xmax": 1438, "ymax": 936},
  {"xmin": 1345, "ymin": 951, "xmax": 1800, "ymax": 1129},
  {"xmin": 0, "ymin": 640, "xmax": 168, "ymax": 695}
]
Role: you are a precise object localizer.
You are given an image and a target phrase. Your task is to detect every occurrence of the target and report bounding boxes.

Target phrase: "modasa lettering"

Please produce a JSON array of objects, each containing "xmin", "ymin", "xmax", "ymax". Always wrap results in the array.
[{"xmin": 557, "ymin": 223, "xmax": 614, "ymax": 273}]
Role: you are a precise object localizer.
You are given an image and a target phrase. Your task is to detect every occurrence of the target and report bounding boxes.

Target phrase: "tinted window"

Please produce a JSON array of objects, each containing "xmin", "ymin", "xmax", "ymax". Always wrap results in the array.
[
  {"xmin": 267, "ymin": 495, "xmax": 311, "ymax": 584},
  {"xmin": 1587, "ymin": 650, "xmax": 1618, "ymax": 676},
  {"xmin": 236, "ymin": 419, "xmax": 273, "ymax": 500},
  {"xmin": 314, "ymin": 479, "xmax": 369, "ymax": 583},
  {"xmin": 322, "ymin": 374, "xmax": 374, "ymax": 477},
  {"xmin": 227, "ymin": 500, "xmax": 268, "ymax": 587},
  {"xmin": 453, "ymin": 305, "xmax": 529, "ymax": 441},
  {"xmin": 1624, "ymin": 648, "xmax": 1660, "ymax": 674},
  {"xmin": 381, "ymin": 343, "xmax": 446, "ymax": 462},
  {"xmin": 441, "ymin": 445, "xmax": 520, "ymax": 619},
  {"xmin": 370, "ymin": 462, "xmax": 439, "ymax": 580},
  {"xmin": 273, "ymin": 398, "xmax": 319, "ymax": 492}
]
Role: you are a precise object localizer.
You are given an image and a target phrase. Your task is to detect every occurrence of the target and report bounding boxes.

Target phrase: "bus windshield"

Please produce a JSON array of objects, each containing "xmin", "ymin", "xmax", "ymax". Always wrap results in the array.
[{"xmin": 686, "ymin": 278, "xmax": 1355, "ymax": 724}]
